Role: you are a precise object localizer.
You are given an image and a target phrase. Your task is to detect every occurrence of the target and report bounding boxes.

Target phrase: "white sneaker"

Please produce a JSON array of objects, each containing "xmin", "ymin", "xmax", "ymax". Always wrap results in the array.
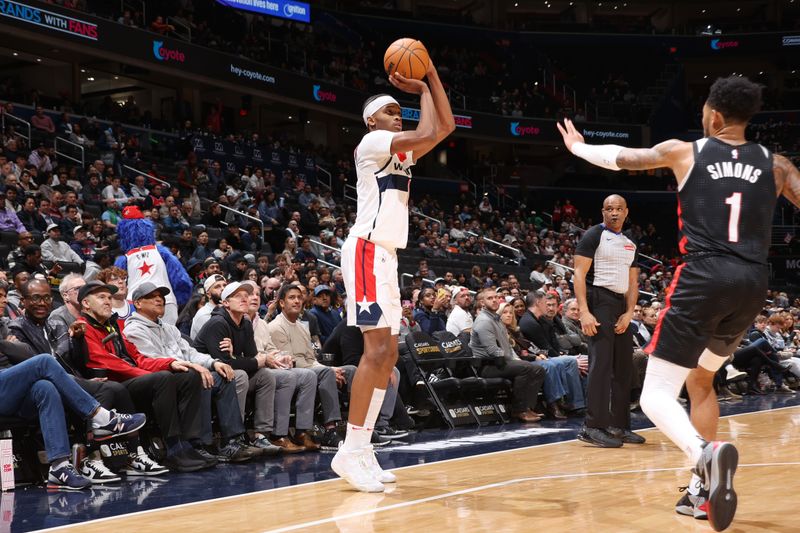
[
  {"xmin": 331, "ymin": 448, "xmax": 385, "ymax": 493},
  {"xmin": 363, "ymin": 445, "xmax": 396, "ymax": 483},
  {"xmin": 80, "ymin": 454, "xmax": 121, "ymax": 484},
  {"xmin": 124, "ymin": 446, "xmax": 169, "ymax": 476},
  {"xmin": 725, "ymin": 365, "xmax": 746, "ymax": 381}
]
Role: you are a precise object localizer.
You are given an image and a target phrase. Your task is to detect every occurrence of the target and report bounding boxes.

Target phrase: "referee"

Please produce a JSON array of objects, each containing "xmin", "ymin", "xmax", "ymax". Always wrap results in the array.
[{"xmin": 573, "ymin": 195, "xmax": 645, "ymax": 448}]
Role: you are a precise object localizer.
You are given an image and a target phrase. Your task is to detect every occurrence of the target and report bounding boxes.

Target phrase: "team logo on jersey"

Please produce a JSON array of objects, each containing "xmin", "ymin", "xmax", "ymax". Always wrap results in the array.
[{"xmin": 731, "ymin": 149, "xmax": 739, "ymax": 160}]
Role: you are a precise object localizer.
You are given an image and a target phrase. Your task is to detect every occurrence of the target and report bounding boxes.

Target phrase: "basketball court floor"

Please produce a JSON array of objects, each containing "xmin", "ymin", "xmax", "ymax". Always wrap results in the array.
[{"xmin": 7, "ymin": 395, "xmax": 800, "ymax": 532}]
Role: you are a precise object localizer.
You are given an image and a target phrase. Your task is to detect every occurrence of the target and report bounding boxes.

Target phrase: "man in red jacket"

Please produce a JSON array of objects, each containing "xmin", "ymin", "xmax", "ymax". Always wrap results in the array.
[{"xmin": 77, "ymin": 280, "xmax": 214, "ymax": 473}]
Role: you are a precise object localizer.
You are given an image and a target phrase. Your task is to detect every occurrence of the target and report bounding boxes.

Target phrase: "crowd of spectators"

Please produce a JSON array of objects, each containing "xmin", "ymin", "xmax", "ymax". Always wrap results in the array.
[{"xmin": 2, "ymin": 115, "xmax": 799, "ymax": 491}]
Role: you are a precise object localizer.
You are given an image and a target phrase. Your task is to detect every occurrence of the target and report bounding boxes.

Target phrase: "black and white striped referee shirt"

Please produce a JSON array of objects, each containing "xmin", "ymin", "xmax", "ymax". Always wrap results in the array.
[{"xmin": 575, "ymin": 224, "xmax": 639, "ymax": 295}]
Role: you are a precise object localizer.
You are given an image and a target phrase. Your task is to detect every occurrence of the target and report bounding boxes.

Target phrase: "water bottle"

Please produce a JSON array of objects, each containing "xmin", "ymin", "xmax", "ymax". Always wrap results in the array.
[{"xmin": 70, "ymin": 443, "xmax": 86, "ymax": 467}]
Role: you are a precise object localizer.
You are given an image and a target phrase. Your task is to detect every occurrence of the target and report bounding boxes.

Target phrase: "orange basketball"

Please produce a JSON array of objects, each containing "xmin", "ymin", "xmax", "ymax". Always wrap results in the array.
[{"xmin": 384, "ymin": 38, "xmax": 430, "ymax": 80}]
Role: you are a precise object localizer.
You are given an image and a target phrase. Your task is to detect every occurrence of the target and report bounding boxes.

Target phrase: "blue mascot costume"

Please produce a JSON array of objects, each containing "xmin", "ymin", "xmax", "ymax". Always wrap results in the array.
[{"xmin": 114, "ymin": 206, "xmax": 192, "ymax": 325}]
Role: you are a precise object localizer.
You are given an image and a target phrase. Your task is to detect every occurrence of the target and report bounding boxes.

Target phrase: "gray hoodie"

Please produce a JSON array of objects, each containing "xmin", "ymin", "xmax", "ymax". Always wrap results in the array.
[{"xmin": 124, "ymin": 312, "xmax": 216, "ymax": 369}]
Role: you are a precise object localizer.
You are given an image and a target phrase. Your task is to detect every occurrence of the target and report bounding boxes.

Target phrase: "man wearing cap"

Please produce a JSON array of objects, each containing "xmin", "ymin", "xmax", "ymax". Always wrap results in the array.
[
  {"xmin": 193, "ymin": 282, "xmax": 281, "ymax": 455},
  {"xmin": 124, "ymin": 282, "xmax": 258, "ymax": 463},
  {"xmin": 191, "ymin": 274, "xmax": 227, "ymax": 341},
  {"xmin": 9, "ymin": 277, "xmax": 168, "ymax": 481},
  {"xmin": 41, "ymin": 223, "xmax": 84, "ymax": 265},
  {"xmin": 78, "ymin": 280, "xmax": 214, "ymax": 472},
  {"xmin": 0, "ymin": 188, "xmax": 26, "ymax": 233},
  {"xmin": 446, "ymin": 286, "xmax": 473, "ymax": 337},
  {"xmin": 309, "ymin": 285, "xmax": 342, "ymax": 345},
  {"xmin": 201, "ymin": 256, "xmax": 222, "ymax": 279}
]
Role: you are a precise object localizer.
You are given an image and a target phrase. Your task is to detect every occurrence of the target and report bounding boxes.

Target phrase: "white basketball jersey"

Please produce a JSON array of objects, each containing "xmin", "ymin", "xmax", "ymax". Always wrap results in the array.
[{"xmin": 347, "ymin": 130, "xmax": 414, "ymax": 250}]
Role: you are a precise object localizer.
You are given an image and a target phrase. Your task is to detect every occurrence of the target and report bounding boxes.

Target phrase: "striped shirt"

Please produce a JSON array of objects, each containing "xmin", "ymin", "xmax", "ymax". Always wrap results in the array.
[{"xmin": 575, "ymin": 224, "xmax": 638, "ymax": 294}]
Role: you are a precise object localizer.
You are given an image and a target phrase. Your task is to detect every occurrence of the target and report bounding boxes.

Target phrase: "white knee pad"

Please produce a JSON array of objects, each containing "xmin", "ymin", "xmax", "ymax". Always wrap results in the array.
[
  {"xmin": 639, "ymin": 356, "xmax": 691, "ymax": 419},
  {"xmin": 697, "ymin": 349, "xmax": 729, "ymax": 372}
]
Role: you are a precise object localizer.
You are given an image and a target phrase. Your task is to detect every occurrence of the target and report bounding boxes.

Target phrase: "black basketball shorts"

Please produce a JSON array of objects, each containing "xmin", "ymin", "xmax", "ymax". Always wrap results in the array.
[{"xmin": 644, "ymin": 255, "xmax": 768, "ymax": 369}]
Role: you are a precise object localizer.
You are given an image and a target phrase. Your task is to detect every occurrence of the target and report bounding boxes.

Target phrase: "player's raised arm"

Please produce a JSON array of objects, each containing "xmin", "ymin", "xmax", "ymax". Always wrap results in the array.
[
  {"xmin": 557, "ymin": 118, "xmax": 692, "ymax": 180},
  {"xmin": 386, "ymin": 73, "xmax": 438, "ymax": 155},
  {"xmin": 774, "ymin": 153, "xmax": 800, "ymax": 208},
  {"xmin": 410, "ymin": 60, "xmax": 456, "ymax": 159}
]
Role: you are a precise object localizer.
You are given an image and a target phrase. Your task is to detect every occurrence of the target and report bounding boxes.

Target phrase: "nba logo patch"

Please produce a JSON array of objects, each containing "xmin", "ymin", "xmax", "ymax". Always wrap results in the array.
[{"xmin": 731, "ymin": 149, "xmax": 739, "ymax": 160}]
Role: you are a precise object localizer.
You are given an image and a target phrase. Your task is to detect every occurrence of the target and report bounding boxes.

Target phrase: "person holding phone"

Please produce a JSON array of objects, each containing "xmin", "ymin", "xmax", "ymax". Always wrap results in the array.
[{"xmin": 413, "ymin": 287, "xmax": 448, "ymax": 335}]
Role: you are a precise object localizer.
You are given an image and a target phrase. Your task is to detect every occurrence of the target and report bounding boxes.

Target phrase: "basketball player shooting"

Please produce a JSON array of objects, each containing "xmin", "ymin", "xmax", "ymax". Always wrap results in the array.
[
  {"xmin": 332, "ymin": 61, "xmax": 455, "ymax": 492},
  {"xmin": 558, "ymin": 75, "xmax": 800, "ymax": 531}
]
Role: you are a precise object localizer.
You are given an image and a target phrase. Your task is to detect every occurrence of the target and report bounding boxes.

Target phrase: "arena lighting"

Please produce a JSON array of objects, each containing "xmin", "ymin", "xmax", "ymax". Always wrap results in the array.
[
  {"xmin": 86, "ymin": 77, "xmax": 94, "ymax": 81},
  {"xmin": 35, "ymin": 58, "xmax": 41, "ymax": 62},
  {"xmin": 11, "ymin": 52, "xmax": 17, "ymax": 56}
]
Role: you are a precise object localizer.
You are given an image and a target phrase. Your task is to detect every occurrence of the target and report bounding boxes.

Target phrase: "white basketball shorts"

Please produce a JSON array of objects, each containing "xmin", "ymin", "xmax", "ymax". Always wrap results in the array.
[{"xmin": 341, "ymin": 236, "xmax": 401, "ymax": 335}]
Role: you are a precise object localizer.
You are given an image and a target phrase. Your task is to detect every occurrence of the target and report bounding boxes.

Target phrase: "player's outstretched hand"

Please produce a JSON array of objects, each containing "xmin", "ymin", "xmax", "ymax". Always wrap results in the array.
[
  {"xmin": 556, "ymin": 118, "xmax": 585, "ymax": 152},
  {"xmin": 389, "ymin": 72, "xmax": 429, "ymax": 95}
]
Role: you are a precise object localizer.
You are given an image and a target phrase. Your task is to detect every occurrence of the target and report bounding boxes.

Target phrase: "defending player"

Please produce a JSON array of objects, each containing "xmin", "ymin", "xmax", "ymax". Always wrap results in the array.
[
  {"xmin": 332, "ymin": 62, "xmax": 455, "ymax": 492},
  {"xmin": 558, "ymin": 75, "xmax": 800, "ymax": 531}
]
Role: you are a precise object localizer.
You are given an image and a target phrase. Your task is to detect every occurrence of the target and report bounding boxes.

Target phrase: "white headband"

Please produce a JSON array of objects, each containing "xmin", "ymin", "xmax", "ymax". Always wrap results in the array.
[{"xmin": 362, "ymin": 95, "xmax": 400, "ymax": 126}]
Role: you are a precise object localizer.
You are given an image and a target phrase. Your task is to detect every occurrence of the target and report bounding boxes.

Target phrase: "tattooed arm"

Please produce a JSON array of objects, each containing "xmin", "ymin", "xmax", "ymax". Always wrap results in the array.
[
  {"xmin": 774, "ymin": 154, "xmax": 800, "ymax": 207},
  {"xmin": 557, "ymin": 118, "xmax": 694, "ymax": 184}
]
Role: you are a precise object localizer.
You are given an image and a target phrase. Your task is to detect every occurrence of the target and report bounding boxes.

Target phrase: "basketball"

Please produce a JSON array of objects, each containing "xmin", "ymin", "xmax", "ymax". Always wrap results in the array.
[{"xmin": 384, "ymin": 38, "xmax": 430, "ymax": 80}]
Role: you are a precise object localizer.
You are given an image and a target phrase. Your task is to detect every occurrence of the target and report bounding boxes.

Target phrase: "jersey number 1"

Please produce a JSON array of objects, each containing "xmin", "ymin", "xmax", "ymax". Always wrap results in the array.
[{"xmin": 725, "ymin": 192, "xmax": 742, "ymax": 243}]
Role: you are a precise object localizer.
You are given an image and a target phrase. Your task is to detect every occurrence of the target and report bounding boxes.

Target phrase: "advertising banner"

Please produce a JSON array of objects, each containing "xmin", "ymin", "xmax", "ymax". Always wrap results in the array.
[{"xmin": 216, "ymin": 0, "xmax": 310, "ymax": 24}]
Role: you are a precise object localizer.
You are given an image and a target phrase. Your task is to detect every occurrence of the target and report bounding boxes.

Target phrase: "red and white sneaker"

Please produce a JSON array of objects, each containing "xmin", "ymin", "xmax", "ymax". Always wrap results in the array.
[{"xmin": 696, "ymin": 441, "xmax": 738, "ymax": 531}]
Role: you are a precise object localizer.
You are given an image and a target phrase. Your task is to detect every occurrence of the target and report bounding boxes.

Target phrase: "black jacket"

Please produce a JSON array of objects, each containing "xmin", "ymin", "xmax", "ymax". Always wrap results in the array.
[
  {"xmin": 518, "ymin": 310, "xmax": 561, "ymax": 358},
  {"xmin": 8, "ymin": 316, "xmax": 69, "ymax": 361},
  {"xmin": 194, "ymin": 307, "xmax": 259, "ymax": 375}
]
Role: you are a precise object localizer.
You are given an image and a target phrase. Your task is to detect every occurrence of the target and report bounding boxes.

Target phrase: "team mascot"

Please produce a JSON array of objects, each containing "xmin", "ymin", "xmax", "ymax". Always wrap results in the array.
[{"xmin": 114, "ymin": 206, "xmax": 192, "ymax": 325}]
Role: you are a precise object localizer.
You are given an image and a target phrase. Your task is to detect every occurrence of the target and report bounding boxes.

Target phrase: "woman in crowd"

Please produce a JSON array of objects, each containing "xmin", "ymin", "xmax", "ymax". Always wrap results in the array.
[
  {"xmin": 176, "ymin": 292, "xmax": 206, "ymax": 338},
  {"xmin": 413, "ymin": 287, "xmax": 448, "ymax": 336}
]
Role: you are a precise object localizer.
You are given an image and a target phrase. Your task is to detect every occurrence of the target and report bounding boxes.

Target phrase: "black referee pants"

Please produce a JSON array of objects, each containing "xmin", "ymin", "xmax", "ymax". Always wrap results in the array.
[{"xmin": 585, "ymin": 286, "xmax": 633, "ymax": 430}]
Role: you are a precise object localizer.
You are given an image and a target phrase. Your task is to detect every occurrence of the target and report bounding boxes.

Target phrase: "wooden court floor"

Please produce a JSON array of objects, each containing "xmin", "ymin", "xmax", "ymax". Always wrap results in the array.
[{"xmin": 40, "ymin": 406, "xmax": 800, "ymax": 533}]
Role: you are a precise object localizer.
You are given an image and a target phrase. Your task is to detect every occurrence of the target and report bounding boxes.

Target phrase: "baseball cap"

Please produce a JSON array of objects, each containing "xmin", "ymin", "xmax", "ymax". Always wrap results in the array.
[
  {"xmin": 78, "ymin": 280, "xmax": 118, "ymax": 303},
  {"xmin": 203, "ymin": 257, "xmax": 220, "ymax": 268},
  {"xmin": 46, "ymin": 223, "xmax": 60, "ymax": 233},
  {"xmin": 203, "ymin": 274, "xmax": 227, "ymax": 293},
  {"xmin": 221, "ymin": 281, "xmax": 254, "ymax": 301},
  {"xmin": 73, "ymin": 225, "xmax": 86, "ymax": 235},
  {"xmin": 314, "ymin": 285, "xmax": 333, "ymax": 296},
  {"xmin": 131, "ymin": 282, "xmax": 170, "ymax": 301},
  {"xmin": 450, "ymin": 285, "xmax": 469, "ymax": 303},
  {"xmin": 434, "ymin": 277, "xmax": 445, "ymax": 285}
]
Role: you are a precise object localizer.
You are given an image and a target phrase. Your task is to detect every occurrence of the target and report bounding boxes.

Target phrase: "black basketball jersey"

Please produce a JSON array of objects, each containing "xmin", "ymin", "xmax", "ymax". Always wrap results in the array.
[{"xmin": 677, "ymin": 137, "xmax": 776, "ymax": 264}]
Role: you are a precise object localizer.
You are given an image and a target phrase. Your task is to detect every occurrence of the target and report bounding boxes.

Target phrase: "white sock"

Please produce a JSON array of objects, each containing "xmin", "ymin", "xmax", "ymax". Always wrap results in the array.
[
  {"xmin": 90, "ymin": 407, "xmax": 113, "ymax": 427},
  {"xmin": 342, "ymin": 388, "xmax": 386, "ymax": 452},
  {"xmin": 51, "ymin": 458, "xmax": 69, "ymax": 471},
  {"xmin": 687, "ymin": 472, "xmax": 703, "ymax": 495},
  {"xmin": 639, "ymin": 357, "xmax": 704, "ymax": 464}
]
